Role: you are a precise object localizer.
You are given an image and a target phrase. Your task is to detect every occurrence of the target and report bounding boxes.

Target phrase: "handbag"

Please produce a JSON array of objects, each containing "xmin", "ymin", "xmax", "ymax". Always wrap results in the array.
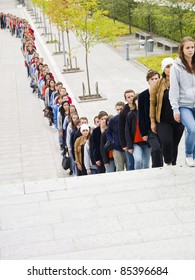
[
  {"xmin": 104, "ymin": 140, "xmax": 114, "ymax": 152},
  {"xmin": 62, "ymin": 155, "xmax": 70, "ymax": 170},
  {"xmin": 43, "ymin": 106, "xmax": 53, "ymax": 118}
]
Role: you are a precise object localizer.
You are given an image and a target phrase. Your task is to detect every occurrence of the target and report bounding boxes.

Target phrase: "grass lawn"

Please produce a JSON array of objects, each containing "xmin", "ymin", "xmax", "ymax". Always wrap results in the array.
[{"xmin": 137, "ymin": 54, "xmax": 179, "ymax": 73}]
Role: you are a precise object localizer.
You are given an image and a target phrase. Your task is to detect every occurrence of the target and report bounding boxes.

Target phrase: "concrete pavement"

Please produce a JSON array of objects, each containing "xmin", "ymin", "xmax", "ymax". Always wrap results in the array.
[{"xmin": 0, "ymin": 1, "xmax": 195, "ymax": 260}]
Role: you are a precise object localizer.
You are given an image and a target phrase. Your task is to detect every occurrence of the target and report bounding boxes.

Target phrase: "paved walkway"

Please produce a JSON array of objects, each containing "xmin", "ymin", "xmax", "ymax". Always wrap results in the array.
[
  {"xmin": 0, "ymin": 2, "xmax": 195, "ymax": 260},
  {"xmin": 0, "ymin": 5, "xmax": 66, "ymax": 185}
]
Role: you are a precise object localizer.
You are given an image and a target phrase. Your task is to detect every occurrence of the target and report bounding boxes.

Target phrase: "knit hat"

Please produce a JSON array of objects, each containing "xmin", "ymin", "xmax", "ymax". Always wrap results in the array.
[
  {"xmin": 80, "ymin": 124, "xmax": 89, "ymax": 133},
  {"xmin": 161, "ymin": 57, "xmax": 174, "ymax": 72}
]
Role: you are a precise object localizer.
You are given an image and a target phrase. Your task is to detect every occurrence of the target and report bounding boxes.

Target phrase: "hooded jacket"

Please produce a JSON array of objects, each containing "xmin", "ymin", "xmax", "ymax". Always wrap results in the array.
[
  {"xmin": 150, "ymin": 78, "xmax": 170, "ymax": 123},
  {"xmin": 169, "ymin": 57, "xmax": 195, "ymax": 115}
]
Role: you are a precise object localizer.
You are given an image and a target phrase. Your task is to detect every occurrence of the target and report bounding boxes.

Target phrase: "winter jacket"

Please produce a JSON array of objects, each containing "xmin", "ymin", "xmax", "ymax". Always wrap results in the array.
[
  {"xmin": 92, "ymin": 126, "xmax": 102, "ymax": 162},
  {"xmin": 106, "ymin": 115, "xmax": 123, "ymax": 151},
  {"xmin": 118, "ymin": 104, "xmax": 131, "ymax": 148},
  {"xmin": 125, "ymin": 110, "xmax": 146, "ymax": 149},
  {"xmin": 169, "ymin": 57, "xmax": 195, "ymax": 115},
  {"xmin": 150, "ymin": 78, "xmax": 170, "ymax": 123},
  {"xmin": 125, "ymin": 110, "xmax": 137, "ymax": 149},
  {"xmin": 138, "ymin": 89, "xmax": 151, "ymax": 137}
]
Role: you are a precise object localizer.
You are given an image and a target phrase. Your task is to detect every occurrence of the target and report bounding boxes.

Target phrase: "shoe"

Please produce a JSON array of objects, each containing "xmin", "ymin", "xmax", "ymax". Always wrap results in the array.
[
  {"xmin": 69, "ymin": 170, "xmax": 73, "ymax": 175},
  {"xmin": 185, "ymin": 157, "xmax": 195, "ymax": 167}
]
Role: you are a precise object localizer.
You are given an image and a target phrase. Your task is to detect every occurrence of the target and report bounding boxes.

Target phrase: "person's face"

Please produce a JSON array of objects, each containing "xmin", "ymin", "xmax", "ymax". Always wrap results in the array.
[
  {"xmin": 94, "ymin": 117, "xmax": 100, "ymax": 127},
  {"xmin": 164, "ymin": 64, "xmax": 173, "ymax": 76},
  {"xmin": 80, "ymin": 119, "xmax": 88, "ymax": 125},
  {"xmin": 99, "ymin": 115, "xmax": 107, "ymax": 127},
  {"xmin": 50, "ymin": 80, "xmax": 55, "ymax": 87},
  {"xmin": 70, "ymin": 106, "xmax": 76, "ymax": 113},
  {"xmin": 60, "ymin": 89, "xmax": 67, "ymax": 96},
  {"xmin": 148, "ymin": 74, "xmax": 160, "ymax": 86},
  {"xmin": 62, "ymin": 96, "xmax": 68, "ymax": 101},
  {"xmin": 72, "ymin": 114, "xmax": 78, "ymax": 123},
  {"xmin": 82, "ymin": 129, "xmax": 89, "ymax": 137},
  {"xmin": 63, "ymin": 103, "xmax": 69, "ymax": 111},
  {"xmin": 58, "ymin": 84, "xmax": 63, "ymax": 91},
  {"xmin": 183, "ymin": 41, "xmax": 195, "ymax": 59},
  {"xmin": 116, "ymin": 105, "xmax": 124, "ymax": 114},
  {"xmin": 125, "ymin": 92, "xmax": 135, "ymax": 105}
]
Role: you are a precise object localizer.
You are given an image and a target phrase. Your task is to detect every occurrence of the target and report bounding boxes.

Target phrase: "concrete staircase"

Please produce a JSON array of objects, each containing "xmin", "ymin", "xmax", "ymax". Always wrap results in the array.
[{"xmin": 0, "ymin": 165, "xmax": 195, "ymax": 259}]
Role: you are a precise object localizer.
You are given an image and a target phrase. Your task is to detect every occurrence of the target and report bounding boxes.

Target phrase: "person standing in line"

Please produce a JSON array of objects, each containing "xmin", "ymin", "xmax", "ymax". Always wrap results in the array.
[
  {"xmin": 126, "ymin": 95, "xmax": 151, "ymax": 170},
  {"xmin": 74, "ymin": 124, "xmax": 90, "ymax": 176},
  {"xmin": 92, "ymin": 111, "xmax": 108, "ymax": 174},
  {"xmin": 138, "ymin": 69, "xmax": 163, "ymax": 167},
  {"xmin": 169, "ymin": 37, "xmax": 195, "ymax": 167},
  {"xmin": 106, "ymin": 101, "xmax": 126, "ymax": 171},
  {"xmin": 150, "ymin": 58, "xmax": 184, "ymax": 166},
  {"xmin": 118, "ymin": 89, "xmax": 135, "ymax": 170},
  {"xmin": 100, "ymin": 115, "xmax": 116, "ymax": 173}
]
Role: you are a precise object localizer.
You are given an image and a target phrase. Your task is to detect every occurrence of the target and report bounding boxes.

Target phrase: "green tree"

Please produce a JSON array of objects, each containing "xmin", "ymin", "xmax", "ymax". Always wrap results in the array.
[
  {"xmin": 163, "ymin": 0, "xmax": 195, "ymax": 40},
  {"xmin": 72, "ymin": 0, "xmax": 116, "ymax": 96}
]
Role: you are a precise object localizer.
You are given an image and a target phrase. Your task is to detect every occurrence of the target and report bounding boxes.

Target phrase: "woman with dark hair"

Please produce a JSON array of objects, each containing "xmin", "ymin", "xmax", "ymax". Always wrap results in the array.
[
  {"xmin": 169, "ymin": 37, "xmax": 195, "ymax": 167},
  {"xmin": 66, "ymin": 113, "xmax": 79, "ymax": 175},
  {"xmin": 150, "ymin": 57, "xmax": 184, "ymax": 166},
  {"xmin": 58, "ymin": 101, "xmax": 70, "ymax": 151},
  {"xmin": 74, "ymin": 124, "xmax": 90, "ymax": 176},
  {"xmin": 45, "ymin": 79, "xmax": 56, "ymax": 108},
  {"xmin": 44, "ymin": 80, "xmax": 56, "ymax": 126}
]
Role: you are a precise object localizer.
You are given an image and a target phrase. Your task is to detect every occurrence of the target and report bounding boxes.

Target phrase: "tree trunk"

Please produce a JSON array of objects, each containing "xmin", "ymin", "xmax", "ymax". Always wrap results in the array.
[
  {"xmin": 128, "ymin": 4, "xmax": 132, "ymax": 34},
  {"xmin": 66, "ymin": 28, "xmax": 72, "ymax": 69},
  {"xmin": 85, "ymin": 44, "xmax": 91, "ymax": 96}
]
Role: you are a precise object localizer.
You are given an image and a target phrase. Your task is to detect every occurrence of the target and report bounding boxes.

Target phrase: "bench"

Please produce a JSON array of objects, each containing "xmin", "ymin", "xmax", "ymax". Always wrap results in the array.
[
  {"xmin": 135, "ymin": 31, "xmax": 152, "ymax": 41},
  {"xmin": 156, "ymin": 38, "xmax": 179, "ymax": 53}
]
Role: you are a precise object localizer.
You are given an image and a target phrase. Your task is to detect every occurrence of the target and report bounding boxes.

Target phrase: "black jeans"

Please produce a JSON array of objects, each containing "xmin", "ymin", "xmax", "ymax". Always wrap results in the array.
[
  {"xmin": 148, "ymin": 130, "xmax": 163, "ymax": 168},
  {"xmin": 156, "ymin": 122, "xmax": 184, "ymax": 165}
]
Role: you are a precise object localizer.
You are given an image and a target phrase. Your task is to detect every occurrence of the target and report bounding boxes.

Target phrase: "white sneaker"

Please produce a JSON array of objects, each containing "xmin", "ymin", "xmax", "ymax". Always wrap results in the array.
[{"xmin": 185, "ymin": 157, "xmax": 195, "ymax": 167}]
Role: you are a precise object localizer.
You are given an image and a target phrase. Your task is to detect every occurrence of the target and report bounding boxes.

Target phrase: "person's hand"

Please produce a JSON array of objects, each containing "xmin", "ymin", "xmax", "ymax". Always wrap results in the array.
[
  {"xmin": 59, "ymin": 130, "xmax": 63, "ymax": 137},
  {"xmin": 128, "ymin": 149, "xmax": 133, "ymax": 154},
  {"xmin": 96, "ymin": 160, "xmax": 101, "ymax": 166},
  {"xmin": 122, "ymin": 147, "xmax": 128, "ymax": 151},
  {"xmin": 143, "ymin": 136, "xmax": 148, "ymax": 141},
  {"xmin": 76, "ymin": 162, "xmax": 82, "ymax": 171},
  {"xmin": 151, "ymin": 123, "xmax": 157, "ymax": 134},
  {"xmin": 174, "ymin": 113, "xmax": 180, "ymax": 123}
]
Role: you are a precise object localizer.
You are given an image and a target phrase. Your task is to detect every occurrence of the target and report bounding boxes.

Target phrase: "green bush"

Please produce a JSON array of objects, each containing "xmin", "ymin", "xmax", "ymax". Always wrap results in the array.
[
  {"xmin": 138, "ymin": 54, "xmax": 178, "ymax": 74},
  {"xmin": 103, "ymin": 1, "xmax": 195, "ymax": 43}
]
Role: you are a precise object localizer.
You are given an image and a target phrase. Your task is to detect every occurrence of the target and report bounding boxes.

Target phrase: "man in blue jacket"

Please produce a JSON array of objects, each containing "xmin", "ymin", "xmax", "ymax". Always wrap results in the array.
[{"xmin": 106, "ymin": 101, "xmax": 125, "ymax": 171}]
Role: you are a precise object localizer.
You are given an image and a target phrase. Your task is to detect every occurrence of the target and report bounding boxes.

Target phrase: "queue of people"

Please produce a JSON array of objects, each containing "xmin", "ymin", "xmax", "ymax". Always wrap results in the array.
[{"xmin": 1, "ymin": 11, "xmax": 195, "ymax": 177}]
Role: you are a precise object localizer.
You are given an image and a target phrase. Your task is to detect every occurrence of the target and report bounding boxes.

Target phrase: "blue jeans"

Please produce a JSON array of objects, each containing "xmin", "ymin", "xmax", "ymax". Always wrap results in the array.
[
  {"xmin": 133, "ymin": 144, "xmax": 151, "ymax": 170},
  {"xmin": 180, "ymin": 107, "xmax": 195, "ymax": 158},
  {"xmin": 125, "ymin": 151, "xmax": 134, "ymax": 170},
  {"xmin": 105, "ymin": 159, "xmax": 116, "ymax": 173},
  {"xmin": 90, "ymin": 168, "xmax": 97, "ymax": 175}
]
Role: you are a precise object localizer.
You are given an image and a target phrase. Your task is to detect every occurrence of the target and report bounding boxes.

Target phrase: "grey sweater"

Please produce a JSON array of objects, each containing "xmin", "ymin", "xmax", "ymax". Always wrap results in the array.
[{"xmin": 169, "ymin": 57, "xmax": 195, "ymax": 115}]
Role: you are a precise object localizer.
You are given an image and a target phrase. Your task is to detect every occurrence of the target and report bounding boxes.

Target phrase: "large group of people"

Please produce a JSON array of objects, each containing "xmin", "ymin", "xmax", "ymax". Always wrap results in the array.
[{"xmin": 1, "ymin": 11, "xmax": 195, "ymax": 177}]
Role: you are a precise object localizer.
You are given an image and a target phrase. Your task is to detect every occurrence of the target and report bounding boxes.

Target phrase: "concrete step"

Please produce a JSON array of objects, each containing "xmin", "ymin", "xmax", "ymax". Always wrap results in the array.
[{"xmin": 0, "ymin": 165, "xmax": 195, "ymax": 259}]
